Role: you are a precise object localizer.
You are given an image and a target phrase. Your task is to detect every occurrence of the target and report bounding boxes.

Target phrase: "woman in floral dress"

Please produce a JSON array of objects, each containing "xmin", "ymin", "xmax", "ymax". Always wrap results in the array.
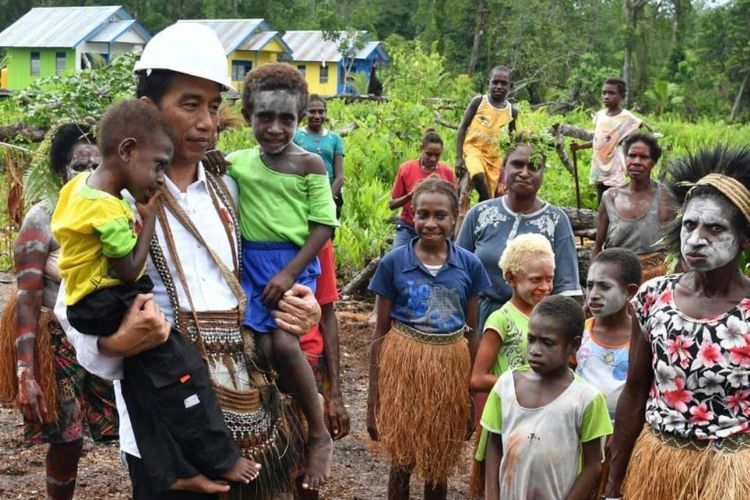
[{"xmin": 605, "ymin": 146, "xmax": 750, "ymax": 500}]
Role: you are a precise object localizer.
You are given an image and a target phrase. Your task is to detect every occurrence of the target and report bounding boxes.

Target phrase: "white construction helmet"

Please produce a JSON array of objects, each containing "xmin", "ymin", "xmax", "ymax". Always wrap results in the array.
[{"xmin": 134, "ymin": 22, "xmax": 233, "ymax": 90}]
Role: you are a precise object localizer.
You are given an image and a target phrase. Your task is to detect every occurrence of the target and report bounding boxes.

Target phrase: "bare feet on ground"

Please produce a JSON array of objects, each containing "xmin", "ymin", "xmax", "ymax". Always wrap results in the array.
[
  {"xmin": 223, "ymin": 457, "xmax": 262, "ymax": 484},
  {"xmin": 170, "ymin": 474, "xmax": 230, "ymax": 493},
  {"xmin": 302, "ymin": 431, "xmax": 333, "ymax": 490}
]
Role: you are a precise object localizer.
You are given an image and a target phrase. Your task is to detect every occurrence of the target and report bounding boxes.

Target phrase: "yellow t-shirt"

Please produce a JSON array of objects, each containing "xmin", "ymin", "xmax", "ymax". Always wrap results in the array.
[
  {"xmin": 51, "ymin": 173, "xmax": 139, "ymax": 305},
  {"xmin": 462, "ymin": 96, "xmax": 514, "ymax": 196}
]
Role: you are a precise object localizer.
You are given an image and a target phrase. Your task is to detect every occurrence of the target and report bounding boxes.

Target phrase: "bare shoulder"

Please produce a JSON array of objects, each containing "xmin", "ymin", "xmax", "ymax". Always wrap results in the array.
[
  {"xmin": 467, "ymin": 95, "xmax": 483, "ymax": 111},
  {"xmin": 295, "ymin": 145, "xmax": 326, "ymax": 175},
  {"xmin": 20, "ymin": 202, "xmax": 53, "ymax": 233}
]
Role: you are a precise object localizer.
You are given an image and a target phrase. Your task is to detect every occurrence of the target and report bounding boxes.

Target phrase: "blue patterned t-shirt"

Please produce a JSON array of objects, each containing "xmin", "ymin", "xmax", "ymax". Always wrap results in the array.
[{"xmin": 369, "ymin": 239, "xmax": 492, "ymax": 333}]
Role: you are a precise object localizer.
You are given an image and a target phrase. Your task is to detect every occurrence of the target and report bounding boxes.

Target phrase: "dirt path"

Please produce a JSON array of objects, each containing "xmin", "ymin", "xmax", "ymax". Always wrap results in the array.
[{"xmin": 0, "ymin": 282, "xmax": 472, "ymax": 499}]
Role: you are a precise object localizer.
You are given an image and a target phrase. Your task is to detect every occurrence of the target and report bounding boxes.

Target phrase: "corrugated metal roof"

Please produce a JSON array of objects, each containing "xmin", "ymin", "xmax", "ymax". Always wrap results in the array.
[
  {"xmin": 242, "ymin": 30, "xmax": 292, "ymax": 54},
  {"xmin": 283, "ymin": 31, "xmax": 386, "ymax": 63},
  {"xmin": 177, "ymin": 19, "xmax": 269, "ymax": 55},
  {"xmin": 89, "ymin": 20, "xmax": 135, "ymax": 42},
  {"xmin": 0, "ymin": 6, "xmax": 128, "ymax": 48}
]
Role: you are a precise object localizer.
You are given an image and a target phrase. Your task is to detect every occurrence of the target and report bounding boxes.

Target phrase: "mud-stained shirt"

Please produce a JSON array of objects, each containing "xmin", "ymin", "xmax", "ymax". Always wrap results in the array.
[{"xmin": 481, "ymin": 367, "xmax": 611, "ymax": 499}]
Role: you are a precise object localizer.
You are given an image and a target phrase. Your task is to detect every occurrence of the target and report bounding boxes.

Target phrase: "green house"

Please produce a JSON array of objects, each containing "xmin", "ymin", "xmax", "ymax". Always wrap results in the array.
[{"xmin": 0, "ymin": 6, "xmax": 150, "ymax": 90}]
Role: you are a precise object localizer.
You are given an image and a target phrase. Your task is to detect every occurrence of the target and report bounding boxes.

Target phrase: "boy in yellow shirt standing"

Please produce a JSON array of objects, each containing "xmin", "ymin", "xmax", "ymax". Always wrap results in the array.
[{"xmin": 456, "ymin": 65, "xmax": 518, "ymax": 201}]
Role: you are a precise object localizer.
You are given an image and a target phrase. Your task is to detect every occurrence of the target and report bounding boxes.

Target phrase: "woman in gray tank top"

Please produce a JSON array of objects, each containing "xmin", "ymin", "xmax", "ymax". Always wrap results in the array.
[{"xmin": 593, "ymin": 134, "xmax": 677, "ymax": 277}]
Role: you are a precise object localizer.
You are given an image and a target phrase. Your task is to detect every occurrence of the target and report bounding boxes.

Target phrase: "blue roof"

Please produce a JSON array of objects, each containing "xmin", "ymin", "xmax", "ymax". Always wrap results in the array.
[{"xmin": 0, "ymin": 6, "xmax": 149, "ymax": 48}]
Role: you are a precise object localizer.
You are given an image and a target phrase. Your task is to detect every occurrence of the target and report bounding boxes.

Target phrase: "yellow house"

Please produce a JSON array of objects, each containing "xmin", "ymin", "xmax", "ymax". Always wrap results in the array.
[
  {"xmin": 283, "ymin": 31, "xmax": 390, "ymax": 96},
  {"xmin": 177, "ymin": 19, "xmax": 291, "ymax": 90}
]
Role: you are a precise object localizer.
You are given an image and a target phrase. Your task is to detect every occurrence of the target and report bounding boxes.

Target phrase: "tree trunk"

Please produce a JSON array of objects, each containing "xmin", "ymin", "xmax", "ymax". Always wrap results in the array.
[
  {"xmin": 467, "ymin": 0, "xmax": 487, "ymax": 76},
  {"xmin": 668, "ymin": 0, "xmax": 690, "ymax": 78},
  {"xmin": 623, "ymin": 0, "xmax": 648, "ymax": 106},
  {"xmin": 729, "ymin": 72, "xmax": 748, "ymax": 123}
]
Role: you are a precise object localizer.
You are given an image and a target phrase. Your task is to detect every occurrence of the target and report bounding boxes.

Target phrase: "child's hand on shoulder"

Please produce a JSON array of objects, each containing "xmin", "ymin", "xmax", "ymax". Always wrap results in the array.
[
  {"xmin": 261, "ymin": 269, "xmax": 295, "ymax": 307},
  {"xmin": 136, "ymin": 188, "xmax": 161, "ymax": 221},
  {"xmin": 203, "ymin": 149, "xmax": 231, "ymax": 176}
]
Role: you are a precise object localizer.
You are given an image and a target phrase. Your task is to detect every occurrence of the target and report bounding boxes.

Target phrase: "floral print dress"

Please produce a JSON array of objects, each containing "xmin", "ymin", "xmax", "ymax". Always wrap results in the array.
[{"xmin": 633, "ymin": 274, "xmax": 750, "ymax": 440}]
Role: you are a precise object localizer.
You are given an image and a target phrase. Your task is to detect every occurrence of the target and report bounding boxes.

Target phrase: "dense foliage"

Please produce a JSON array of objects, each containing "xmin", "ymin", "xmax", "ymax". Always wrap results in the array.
[
  {"xmin": 1, "ymin": 0, "xmax": 749, "ymax": 121},
  {"xmin": 1, "ymin": 24, "xmax": 749, "ymax": 275},
  {"xmin": 215, "ymin": 40, "xmax": 750, "ymax": 274}
]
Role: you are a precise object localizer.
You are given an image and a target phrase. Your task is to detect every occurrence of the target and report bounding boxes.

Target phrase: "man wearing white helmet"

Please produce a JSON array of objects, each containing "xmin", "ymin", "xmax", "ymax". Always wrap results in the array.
[{"xmin": 59, "ymin": 23, "xmax": 321, "ymax": 499}]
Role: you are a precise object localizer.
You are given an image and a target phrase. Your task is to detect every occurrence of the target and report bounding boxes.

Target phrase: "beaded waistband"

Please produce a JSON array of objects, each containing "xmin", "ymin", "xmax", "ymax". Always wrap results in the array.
[{"xmin": 391, "ymin": 321, "xmax": 466, "ymax": 345}]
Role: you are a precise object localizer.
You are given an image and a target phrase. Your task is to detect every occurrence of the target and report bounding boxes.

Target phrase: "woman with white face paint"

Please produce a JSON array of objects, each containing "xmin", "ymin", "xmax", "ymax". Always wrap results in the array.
[{"xmin": 604, "ymin": 147, "xmax": 750, "ymax": 500}]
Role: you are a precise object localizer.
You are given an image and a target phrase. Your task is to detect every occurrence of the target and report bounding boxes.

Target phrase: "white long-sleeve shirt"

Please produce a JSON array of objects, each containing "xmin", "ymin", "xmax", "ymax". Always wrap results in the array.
[{"xmin": 56, "ymin": 166, "xmax": 240, "ymax": 458}]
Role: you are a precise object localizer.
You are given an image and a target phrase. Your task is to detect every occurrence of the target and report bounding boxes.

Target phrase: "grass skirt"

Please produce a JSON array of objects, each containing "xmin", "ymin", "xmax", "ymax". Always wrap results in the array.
[
  {"xmin": 376, "ymin": 323, "xmax": 471, "ymax": 485},
  {"xmin": 0, "ymin": 293, "xmax": 58, "ymax": 422},
  {"xmin": 622, "ymin": 426, "xmax": 750, "ymax": 500}
]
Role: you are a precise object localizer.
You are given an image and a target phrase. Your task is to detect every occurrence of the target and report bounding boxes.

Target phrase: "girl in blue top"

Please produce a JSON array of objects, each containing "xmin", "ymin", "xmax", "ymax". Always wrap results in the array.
[
  {"xmin": 367, "ymin": 177, "xmax": 491, "ymax": 500},
  {"xmin": 293, "ymin": 94, "xmax": 345, "ymax": 218}
]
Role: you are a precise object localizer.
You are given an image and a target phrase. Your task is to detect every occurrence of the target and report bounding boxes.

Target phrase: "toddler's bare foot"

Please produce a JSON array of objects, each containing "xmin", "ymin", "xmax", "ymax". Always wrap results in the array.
[
  {"xmin": 170, "ymin": 474, "xmax": 229, "ymax": 493},
  {"xmin": 302, "ymin": 431, "xmax": 333, "ymax": 490},
  {"xmin": 223, "ymin": 457, "xmax": 262, "ymax": 484}
]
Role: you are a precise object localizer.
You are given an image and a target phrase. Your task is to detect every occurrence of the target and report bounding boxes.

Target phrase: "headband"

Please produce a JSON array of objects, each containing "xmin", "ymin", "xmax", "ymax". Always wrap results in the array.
[{"xmin": 681, "ymin": 173, "xmax": 750, "ymax": 223}]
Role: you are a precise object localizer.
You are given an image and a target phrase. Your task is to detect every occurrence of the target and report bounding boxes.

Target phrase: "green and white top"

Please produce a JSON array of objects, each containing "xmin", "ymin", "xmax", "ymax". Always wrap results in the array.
[{"xmin": 481, "ymin": 367, "xmax": 612, "ymax": 499}]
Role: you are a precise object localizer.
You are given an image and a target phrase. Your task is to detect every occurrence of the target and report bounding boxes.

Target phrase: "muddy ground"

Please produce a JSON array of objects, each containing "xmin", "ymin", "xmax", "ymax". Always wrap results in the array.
[{"xmin": 0, "ymin": 278, "xmax": 473, "ymax": 499}]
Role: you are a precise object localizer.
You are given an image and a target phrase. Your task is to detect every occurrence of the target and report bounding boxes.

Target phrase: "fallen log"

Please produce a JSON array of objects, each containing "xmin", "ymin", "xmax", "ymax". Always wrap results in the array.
[
  {"xmin": 340, "ymin": 256, "xmax": 381, "ymax": 297},
  {"xmin": 0, "ymin": 123, "xmax": 46, "ymax": 143},
  {"xmin": 559, "ymin": 206, "xmax": 597, "ymax": 232},
  {"xmin": 434, "ymin": 111, "xmax": 459, "ymax": 130},
  {"xmin": 551, "ymin": 123, "xmax": 593, "ymax": 142},
  {"xmin": 574, "ymin": 228, "xmax": 597, "ymax": 240}
]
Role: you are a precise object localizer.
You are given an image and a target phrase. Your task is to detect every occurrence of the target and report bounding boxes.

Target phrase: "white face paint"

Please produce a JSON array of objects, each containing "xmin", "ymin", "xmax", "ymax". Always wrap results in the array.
[
  {"xmin": 248, "ymin": 90, "xmax": 299, "ymax": 154},
  {"xmin": 680, "ymin": 195, "xmax": 740, "ymax": 271},
  {"xmin": 65, "ymin": 143, "xmax": 100, "ymax": 182},
  {"xmin": 586, "ymin": 262, "xmax": 629, "ymax": 318}
]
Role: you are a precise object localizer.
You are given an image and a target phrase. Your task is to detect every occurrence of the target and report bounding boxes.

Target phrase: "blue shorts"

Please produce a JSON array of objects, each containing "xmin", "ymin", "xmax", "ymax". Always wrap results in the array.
[{"xmin": 241, "ymin": 241, "xmax": 319, "ymax": 333}]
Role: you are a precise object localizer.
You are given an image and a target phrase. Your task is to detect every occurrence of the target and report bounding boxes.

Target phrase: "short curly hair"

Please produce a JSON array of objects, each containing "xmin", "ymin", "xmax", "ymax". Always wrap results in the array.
[
  {"xmin": 592, "ymin": 248, "xmax": 642, "ymax": 288},
  {"xmin": 623, "ymin": 132, "xmax": 662, "ymax": 165},
  {"xmin": 604, "ymin": 77, "xmax": 627, "ymax": 97},
  {"xmin": 98, "ymin": 99, "xmax": 175, "ymax": 158},
  {"xmin": 499, "ymin": 233, "xmax": 555, "ymax": 276},
  {"xmin": 242, "ymin": 63, "xmax": 308, "ymax": 116},
  {"xmin": 532, "ymin": 295, "xmax": 585, "ymax": 343}
]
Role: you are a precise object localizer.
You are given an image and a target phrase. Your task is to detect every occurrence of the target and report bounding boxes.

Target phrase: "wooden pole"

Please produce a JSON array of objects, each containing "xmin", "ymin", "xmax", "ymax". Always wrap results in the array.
[
  {"xmin": 454, "ymin": 170, "xmax": 472, "ymax": 239},
  {"xmin": 571, "ymin": 146, "xmax": 581, "ymax": 210}
]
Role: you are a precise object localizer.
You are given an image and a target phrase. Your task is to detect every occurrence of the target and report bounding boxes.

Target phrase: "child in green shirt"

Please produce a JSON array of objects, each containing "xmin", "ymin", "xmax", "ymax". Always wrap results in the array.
[{"xmin": 226, "ymin": 63, "xmax": 336, "ymax": 491}]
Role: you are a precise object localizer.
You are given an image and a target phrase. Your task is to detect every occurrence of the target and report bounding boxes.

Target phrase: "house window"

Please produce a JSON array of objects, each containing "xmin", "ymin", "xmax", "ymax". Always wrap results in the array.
[
  {"xmin": 30, "ymin": 52, "xmax": 40, "ymax": 77},
  {"xmin": 319, "ymin": 65, "xmax": 329, "ymax": 84},
  {"xmin": 297, "ymin": 65, "xmax": 306, "ymax": 76},
  {"xmin": 56, "ymin": 52, "xmax": 66, "ymax": 75},
  {"xmin": 231, "ymin": 60, "xmax": 252, "ymax": 82}
]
